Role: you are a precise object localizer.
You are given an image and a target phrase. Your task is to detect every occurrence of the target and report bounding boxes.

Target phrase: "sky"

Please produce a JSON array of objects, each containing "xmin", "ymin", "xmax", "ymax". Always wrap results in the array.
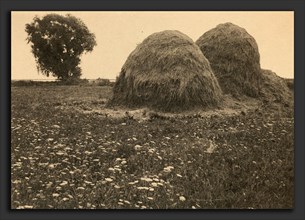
[{"xmin": 11, "ymin": 11, "xmax": 294, "ymax": 80}]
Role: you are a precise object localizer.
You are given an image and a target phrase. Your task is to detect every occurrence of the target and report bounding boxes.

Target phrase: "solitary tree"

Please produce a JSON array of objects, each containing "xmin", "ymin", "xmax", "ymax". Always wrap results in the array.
[{"xmin": 25, "ymin": 13, "xmax": 97, "ymax": 81}]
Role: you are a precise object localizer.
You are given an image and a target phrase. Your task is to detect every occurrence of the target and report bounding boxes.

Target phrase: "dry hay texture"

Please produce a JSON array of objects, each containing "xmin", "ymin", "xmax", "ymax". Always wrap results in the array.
[
  {"xmin": 260, "ymin": 69, "xmax": 293, "ymax": 107},
  {"xmin": 110, "ymin": 30, "xmax": 222, "ymax": 112},
  {"xmin": 196, "ymin": 23, "xmax": 262, "ymax": 98}
]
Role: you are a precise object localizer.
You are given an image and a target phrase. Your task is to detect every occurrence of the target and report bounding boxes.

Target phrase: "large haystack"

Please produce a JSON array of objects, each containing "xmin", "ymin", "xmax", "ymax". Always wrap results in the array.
[
  {"xmin": 110, "ymin": 30, "xmax": 222, "ymax": 112},
  {"xmin": 196, "ymin": 23, "xmax": 262, "ymax": 98}
]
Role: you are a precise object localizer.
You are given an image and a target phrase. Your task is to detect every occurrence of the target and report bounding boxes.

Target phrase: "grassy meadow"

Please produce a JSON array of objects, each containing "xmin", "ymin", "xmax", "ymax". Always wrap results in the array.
[{"xmin": 11, "ymin": 84, "xmax": 294, "ymax": 209}]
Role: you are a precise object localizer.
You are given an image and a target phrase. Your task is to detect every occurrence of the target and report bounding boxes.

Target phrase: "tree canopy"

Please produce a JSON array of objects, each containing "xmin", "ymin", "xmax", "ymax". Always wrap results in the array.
[{"xmin": 25, "ymin": 13, "xmax": 97, "ymax": 80}]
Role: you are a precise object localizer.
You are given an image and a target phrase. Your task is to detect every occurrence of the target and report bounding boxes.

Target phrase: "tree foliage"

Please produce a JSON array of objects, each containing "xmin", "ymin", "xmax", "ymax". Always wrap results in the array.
[{"xmin": 25, "ymin": 13, "xmax": 97, "ymax": 80}]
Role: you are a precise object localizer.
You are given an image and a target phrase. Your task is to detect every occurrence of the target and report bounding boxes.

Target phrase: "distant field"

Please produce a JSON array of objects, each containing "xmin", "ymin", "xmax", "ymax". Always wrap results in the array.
[{"xmin": 11, "ymin": 85, "xmax": 294, "ymax": 209}]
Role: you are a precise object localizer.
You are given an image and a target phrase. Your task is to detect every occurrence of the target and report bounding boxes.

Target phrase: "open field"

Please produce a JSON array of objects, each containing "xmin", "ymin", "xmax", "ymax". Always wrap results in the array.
[{"xmin": 11, "ymin": 85, "xmax": 294, "ymax": 209}]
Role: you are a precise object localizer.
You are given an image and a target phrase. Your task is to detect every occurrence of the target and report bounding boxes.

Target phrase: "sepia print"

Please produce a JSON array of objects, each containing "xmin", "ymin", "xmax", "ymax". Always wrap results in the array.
[{"xmin": 11, "ymin": 11, "xmax": 294, "ymax": 209}]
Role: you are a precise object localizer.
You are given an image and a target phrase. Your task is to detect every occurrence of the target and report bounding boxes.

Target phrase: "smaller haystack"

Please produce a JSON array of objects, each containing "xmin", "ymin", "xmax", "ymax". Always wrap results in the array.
[
  {"xmin": 260, "ymin": 69, "xmax": 293, "ymax": 107},
  {"xmin": 110, "ymin": 30, "xmax": 222, "ymax": 112},
  {"xmin": 196, "ymin": 22, "xmax": 262, "ymax": 98}
]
